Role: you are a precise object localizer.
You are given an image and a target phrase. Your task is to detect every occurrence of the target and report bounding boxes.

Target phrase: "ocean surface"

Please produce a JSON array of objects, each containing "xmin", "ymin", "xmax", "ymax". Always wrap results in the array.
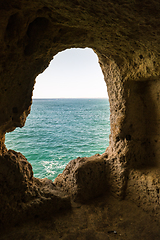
[{"xmin": 5, "ymin": 99, "xmax": 110, "ymax": 181}]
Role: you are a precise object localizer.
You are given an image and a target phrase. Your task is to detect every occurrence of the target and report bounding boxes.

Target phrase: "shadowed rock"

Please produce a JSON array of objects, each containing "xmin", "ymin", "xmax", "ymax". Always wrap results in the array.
[
  {"xmin": 0, "ymin": 0, "xmax": 160, "ymax": 231},
  {"xmin": 54, "ymin": 154, "xmax": 109, "ymax": 202},
  {"xmin": 0, "ymin": 150, "xmax": 71, "ymax": 227}
]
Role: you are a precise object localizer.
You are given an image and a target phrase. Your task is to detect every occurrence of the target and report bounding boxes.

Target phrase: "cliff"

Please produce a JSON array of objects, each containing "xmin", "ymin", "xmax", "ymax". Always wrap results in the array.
[{"xmin": 0, "ymin": 0, "xmax": 160, "ymax": 239}]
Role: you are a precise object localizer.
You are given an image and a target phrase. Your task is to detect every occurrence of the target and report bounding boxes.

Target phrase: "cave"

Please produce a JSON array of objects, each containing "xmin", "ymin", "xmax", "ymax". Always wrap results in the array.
[{"xmin": 1, "ymin": 1, "xmax": 160, "ymax": 239}]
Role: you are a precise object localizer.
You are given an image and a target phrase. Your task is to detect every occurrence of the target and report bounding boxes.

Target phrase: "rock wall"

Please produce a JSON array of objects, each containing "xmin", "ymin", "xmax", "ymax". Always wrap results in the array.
[{"xmin": 0, "ymin": 0, "xmax": 160, "ymax": 227}]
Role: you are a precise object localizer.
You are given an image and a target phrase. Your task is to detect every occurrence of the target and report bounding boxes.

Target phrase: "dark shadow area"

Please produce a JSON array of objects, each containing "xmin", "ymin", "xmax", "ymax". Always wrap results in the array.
[{"xmin": 122, "ymin": 79, "xmax": 160, "ymax": 168}]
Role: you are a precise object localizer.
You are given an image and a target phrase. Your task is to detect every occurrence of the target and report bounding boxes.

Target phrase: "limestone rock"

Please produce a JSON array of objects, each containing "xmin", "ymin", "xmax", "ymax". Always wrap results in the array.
[
  {"xmin": 0, "ymin": 150, "xmax": 71, "ymax": 228},
  {"xmin": 62, "ymin": 229, "xmax": 110, "ymax": 240},
  {"xmin": 0, "ymin": 0, "xmax": 160, "ymax": 229},
  {"xmin": 54, "ymin": 154, "xmax": 109, "ymax": 202}
]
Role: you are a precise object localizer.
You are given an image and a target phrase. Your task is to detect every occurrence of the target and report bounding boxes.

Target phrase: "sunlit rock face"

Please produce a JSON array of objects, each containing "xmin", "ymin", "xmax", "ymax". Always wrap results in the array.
[{"xmin": 0, "ymin": 0, "xmax": 160, "ymax": 227}]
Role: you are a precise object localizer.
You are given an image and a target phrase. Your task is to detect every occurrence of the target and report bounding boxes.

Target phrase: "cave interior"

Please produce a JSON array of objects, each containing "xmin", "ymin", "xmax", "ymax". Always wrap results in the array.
[{"xmin": 0, "ymin": 0, "xmax": 160, "ymax": 239}]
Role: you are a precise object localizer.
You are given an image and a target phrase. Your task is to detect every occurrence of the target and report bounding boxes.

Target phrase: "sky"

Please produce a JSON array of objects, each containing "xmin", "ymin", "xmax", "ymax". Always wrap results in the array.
[{"xmin": 33, "ymin": 48, "xmax": 108, "ymax": 99}]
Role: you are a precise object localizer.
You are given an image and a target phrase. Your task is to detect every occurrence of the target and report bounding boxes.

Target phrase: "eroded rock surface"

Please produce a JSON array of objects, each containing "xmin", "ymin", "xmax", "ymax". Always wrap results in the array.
[
  {"xmin": 54, "ymin": 154, "xmax": 109, "ymax": 202},
  {"xmin": 1, "ymin": 194, "xmax": 160, "ymax": 240},
  {"xmin": 0, "ymin": 150, "xmax": 70, "ymax": 227},
  {"xmin": 0, "ymin": 0, "xmax": 160, "ymax": 233}
]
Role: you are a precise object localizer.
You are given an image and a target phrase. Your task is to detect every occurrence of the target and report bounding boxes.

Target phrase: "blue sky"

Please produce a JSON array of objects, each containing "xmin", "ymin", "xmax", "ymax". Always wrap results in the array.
[{"xmin": 33, "ymin": 48, "xmax": 108, "ymax": 99}]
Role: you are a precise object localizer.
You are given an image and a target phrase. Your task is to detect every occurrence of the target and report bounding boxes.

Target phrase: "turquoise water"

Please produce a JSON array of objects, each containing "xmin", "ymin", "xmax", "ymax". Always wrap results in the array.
[{"xmin": 5, "ymin": 99, "xmax": 110, "ymax": 180}]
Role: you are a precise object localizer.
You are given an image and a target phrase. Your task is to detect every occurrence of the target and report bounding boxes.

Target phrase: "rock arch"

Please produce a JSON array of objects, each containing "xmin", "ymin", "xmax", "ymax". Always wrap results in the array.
[{"xmin": 0, "ymin": 0, "xmax": 160, "ymax": 229}]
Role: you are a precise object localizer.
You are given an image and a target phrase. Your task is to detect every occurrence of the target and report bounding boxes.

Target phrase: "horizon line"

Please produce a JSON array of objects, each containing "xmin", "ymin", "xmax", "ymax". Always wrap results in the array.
[{"xmin": 32, "ymin": 97, "xmax": 109, "ymax": 100}]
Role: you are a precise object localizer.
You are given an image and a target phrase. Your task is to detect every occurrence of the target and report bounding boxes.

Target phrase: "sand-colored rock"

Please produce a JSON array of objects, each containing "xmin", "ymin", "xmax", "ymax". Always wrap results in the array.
[
  {"xmin": 54, "ymin": 154, "xmax": 109, "ymax": 202},
  {"xmin": 1, "ymin": 194, "xmax": 160, "ymax": 240},
  {"xmin": 0, "ymin": 0, "xmax": 160, "ymax": 237},
  {"xmin": 0, "ymin": 150, "xmax": 70, "ymax": 227}
]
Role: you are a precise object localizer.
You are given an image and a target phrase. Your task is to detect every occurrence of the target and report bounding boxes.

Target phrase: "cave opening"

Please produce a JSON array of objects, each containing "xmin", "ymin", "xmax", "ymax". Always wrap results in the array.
[{"xmin": 5, "ymin": 48, "xmax": 110, "ymax": 181}]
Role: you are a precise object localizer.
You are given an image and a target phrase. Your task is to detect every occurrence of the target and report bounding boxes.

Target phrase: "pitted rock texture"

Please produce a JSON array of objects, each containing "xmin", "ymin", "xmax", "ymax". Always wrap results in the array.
[
  {"xmin": 0, "ymin": 0, "xmax": 160, "ymax": 232},
  {"xmin": 0, "ymin": 150, "xmax": 71, "ymax": 228},
  {"xmin": 54, "ymin": 154, "xmax": 109, "ymax": 202},
  {"xmin": 0, "ymin": 0, "xmax": 160, "ymax": 146},
  {"xmin": 1, "ymin": 194, "xmax": 160, "ymax": 240}
]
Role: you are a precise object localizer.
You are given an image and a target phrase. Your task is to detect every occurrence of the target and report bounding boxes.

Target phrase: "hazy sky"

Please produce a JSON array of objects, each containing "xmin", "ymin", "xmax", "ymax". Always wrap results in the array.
[{"xmin": 33, "ymin": 48, "xmax": 108, "ymax": 99}]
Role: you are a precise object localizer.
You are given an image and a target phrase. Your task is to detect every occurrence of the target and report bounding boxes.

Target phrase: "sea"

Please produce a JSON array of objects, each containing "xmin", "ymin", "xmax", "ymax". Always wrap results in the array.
[{"xmin": 5, "ymin": 99, "xmax": 110, "ymax": 181}]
